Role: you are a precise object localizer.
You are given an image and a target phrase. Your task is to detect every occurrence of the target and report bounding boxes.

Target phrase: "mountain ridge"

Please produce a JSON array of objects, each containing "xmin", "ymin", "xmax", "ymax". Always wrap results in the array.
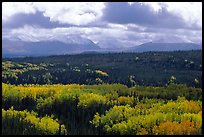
[
  {"xmin": 2, "ymin": 38, "xmax": 202, "ymax": 58},
  {"xmin": 126, "ymin": 42, "xmax": 202, "ymax": 52},
  {"xmin": 2, "ymin": 37, "xmax": 101, "ymax": 57}
]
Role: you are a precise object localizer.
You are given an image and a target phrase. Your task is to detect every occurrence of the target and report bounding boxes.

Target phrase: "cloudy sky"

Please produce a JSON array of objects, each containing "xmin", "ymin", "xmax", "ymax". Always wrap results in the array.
[{"xmin": 2, "ymin": 2, "xmax": 202, "ymax": 48}]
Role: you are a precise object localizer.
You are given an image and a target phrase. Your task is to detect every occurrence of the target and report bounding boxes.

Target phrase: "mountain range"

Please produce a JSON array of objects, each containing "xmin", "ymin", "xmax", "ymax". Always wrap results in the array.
[
  {"xmin": 126, "ymin": 42, "xmax": 202, "ymax": 52},
  {"xmin": 2, "ymin": 36, "xmax": 202, "ymax": 58},
  {"xmin": 2, "ymin": 36, "xmax": 100, "ymax": 57}
]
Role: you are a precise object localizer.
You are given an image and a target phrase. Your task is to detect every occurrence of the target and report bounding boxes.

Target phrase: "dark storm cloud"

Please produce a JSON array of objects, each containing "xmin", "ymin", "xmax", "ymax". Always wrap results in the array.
[
  {"xmin": 102, "ymin": 2, "xmax": 188, "ymax": 29},
  {"xmin": 2, "ymin": 11, "xmax": 73, "ymax": 29}
]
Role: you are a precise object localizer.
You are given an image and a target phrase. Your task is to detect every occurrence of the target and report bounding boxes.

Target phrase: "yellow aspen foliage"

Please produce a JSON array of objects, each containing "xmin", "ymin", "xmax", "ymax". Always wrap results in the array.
[
  {"xmin": 152, "ymin": 120, "xmax": 200, "ymax": 135},
  {"xmin": 78, "ymin": 93, "xmax": 107, "ymax": 108},
  {"xmin": 2, "ymin": 108, "xmax": 68, "ymax": 135},
  {"xmin": 95, "ymin": 70, "xmax": 109, "ymax": 77},
  {"xmin": 136, "ymin": 128, "xmax": 148, "ymax": 135},
  {"xmin": 117, "ymin": 96, "xmax": 134, "ymax": 106}
]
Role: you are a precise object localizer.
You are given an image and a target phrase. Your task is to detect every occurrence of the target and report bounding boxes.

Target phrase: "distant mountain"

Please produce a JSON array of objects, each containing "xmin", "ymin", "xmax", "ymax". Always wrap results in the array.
[
  {"xmin": 2, "ymin": 37, "xmax": 100, "ymax": 57},
  {"xmin": 3, "ymin": 35, "xmax": 202, "ymax": 58},
  {"xmin": 127, "ymin": 42, "xmax": 202, "ymax": 52},
  {"xmin": 153, "ymin": 35, "xmax": 192, "ymax": 43}
]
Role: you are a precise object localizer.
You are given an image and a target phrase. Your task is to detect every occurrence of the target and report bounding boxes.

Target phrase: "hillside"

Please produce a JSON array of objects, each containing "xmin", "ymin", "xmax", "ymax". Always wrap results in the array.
[
  {"xmin": 2, "ymin": 50, "xmax": 202, "ymax": 135},
  {"xmin": 2, "ymin": 50, "xmax": 202, "ymax": 88}
]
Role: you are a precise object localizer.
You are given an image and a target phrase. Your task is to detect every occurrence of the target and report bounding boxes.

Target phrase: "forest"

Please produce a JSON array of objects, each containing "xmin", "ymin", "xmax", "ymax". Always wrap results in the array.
[
  {"xmin": 2, "ymin": 50, "xmax": 202, "ymax": 135},
  {"xmin": 2, "ymin": 50, "xmax": 202, "ymax": 88}
]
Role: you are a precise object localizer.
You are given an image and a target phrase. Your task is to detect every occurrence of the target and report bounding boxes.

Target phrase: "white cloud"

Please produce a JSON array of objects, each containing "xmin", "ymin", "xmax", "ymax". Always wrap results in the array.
[
  {"xmin": 164, "ymin": 2, "xmax": 202, "ymax": 28},
  {"xmin": 141, "ymin": 2, "xmax": 202, "ymax": 28},
  {"xmin": 107, "ymin": 23, "xmax": 128, "ymax": 30},
  {"xmin": 139, "ymin": 2, "xmax": 163, "ymax": 13},
  {"xmin": 3, "ymin": 23, "xmax": 202, "ymax": 48},
  {"xmin": 7, "ymin": 25, "xmax": 52, "ymax": 42},
  {"xmin": 2, "ymin": 2, "xmax": 105, "ymax": 25},
  {"xmin": 3, "ymin": 2, "xmax": 201, "ymax": 28},
  {"xmin": 34, "ymin": 2, "xmax": 105, "ymax": 25},
  {"xmin": 2, "ymin": 2, "xmax": 36, "ymax": 22}
]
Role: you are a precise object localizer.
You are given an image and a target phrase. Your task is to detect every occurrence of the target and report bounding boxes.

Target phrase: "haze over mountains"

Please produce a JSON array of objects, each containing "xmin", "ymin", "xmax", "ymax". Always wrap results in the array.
[
  {"xmin": 2, "ymin": 36, "xmax": 101, "ymax": 57},
  {"xmin": 2, "ymin": 35, "xmax": 201, "ymax": 58}
]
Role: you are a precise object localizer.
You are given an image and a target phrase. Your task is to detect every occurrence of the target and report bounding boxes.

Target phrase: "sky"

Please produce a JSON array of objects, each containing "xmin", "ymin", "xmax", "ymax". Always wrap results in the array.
[{"xmin": 2, "ymin": 2, "xmax": 202, "ymax": 48}]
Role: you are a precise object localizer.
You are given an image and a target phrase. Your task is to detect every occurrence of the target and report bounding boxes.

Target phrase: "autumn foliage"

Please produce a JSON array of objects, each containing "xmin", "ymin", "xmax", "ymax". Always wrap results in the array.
[{"xmin": 2, "ymin": 83, "xmax": 202, "ymax": 135}]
